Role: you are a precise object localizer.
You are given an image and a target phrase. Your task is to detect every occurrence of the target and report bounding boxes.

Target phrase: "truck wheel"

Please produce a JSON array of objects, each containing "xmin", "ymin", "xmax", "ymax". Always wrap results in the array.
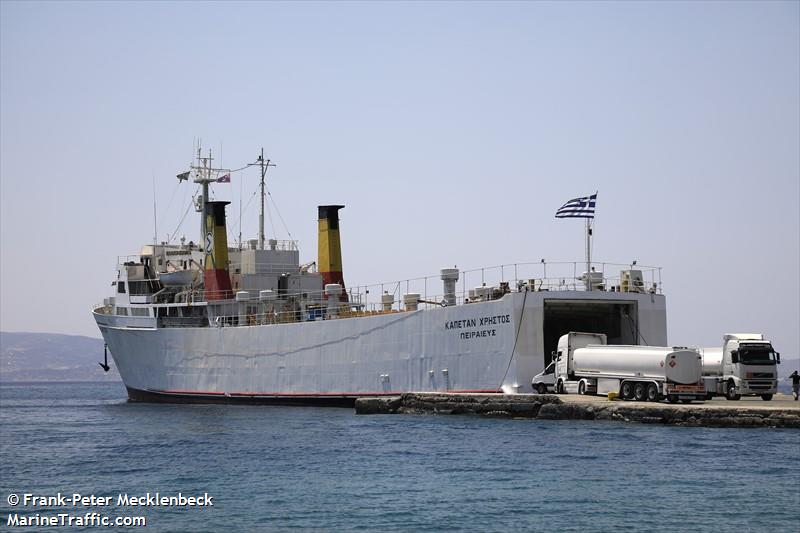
[
  {"xmin": 536, "ymin": 383, "xmax": 547, "ymax": 395},
  {"xmin": 646, "ymin": 383, "xmax": 659, "ymax": 402},
  {"xmin": 633, "ymin": 382, "xmax": 647, "ymax": 401},
  {"xmin": 578, "ymin": 381, "xmax": 586, "ymax": 395},
  {"xmin": 667, "ymin": 395, "xmax": 678, "ymax": 404},
  {"xmin": 556, "ymin": 380, "xmax": 564, "ymax": 394},
  {"xmin": 760, "ymin": 394, "xmax": 773, "ymax": 401},
  {"xmin": 621, "ymin": 381, "xmax": 634, "ymax": 400},
  {"xmin": 725, "ymin": 382, "xmax": 741, "ymax": 401}
]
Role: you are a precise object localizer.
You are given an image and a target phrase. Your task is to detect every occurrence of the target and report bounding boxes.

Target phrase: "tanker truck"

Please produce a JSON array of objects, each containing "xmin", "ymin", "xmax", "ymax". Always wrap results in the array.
[
  {"xmin": 700, "ymin": 334, "xmax": 780, "ymax": 401},
  {"xmin": 544, "ymin": 332, "xmax": 706, "ymax": 403}
]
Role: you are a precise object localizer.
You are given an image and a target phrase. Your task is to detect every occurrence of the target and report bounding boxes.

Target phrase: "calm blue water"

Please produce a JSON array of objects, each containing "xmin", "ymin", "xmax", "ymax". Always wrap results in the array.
[{"xmin": 1, "ymin": 382, "xmax": 798, "ymax": 532}]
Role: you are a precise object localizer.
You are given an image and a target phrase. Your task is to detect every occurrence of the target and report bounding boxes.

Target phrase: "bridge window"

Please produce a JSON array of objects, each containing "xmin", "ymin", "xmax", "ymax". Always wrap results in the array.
[{"xmin": 129, "ymin": 280, "xmax": 155, "ymax": 295}]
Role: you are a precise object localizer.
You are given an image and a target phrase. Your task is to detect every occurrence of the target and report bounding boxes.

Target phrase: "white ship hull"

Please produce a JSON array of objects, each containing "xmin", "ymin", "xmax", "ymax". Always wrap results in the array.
[{"xmin": 94, "ymin": 290, "xmax": 666, "ymax": 404}]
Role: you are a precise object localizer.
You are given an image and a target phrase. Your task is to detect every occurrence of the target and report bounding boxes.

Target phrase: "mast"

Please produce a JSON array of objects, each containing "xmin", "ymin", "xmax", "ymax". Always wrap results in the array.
[
  {"xmin": 252, "ymin": 148, "xmax": 275, "ymax": 250},
  {"xmin": 152, "ymin": 173, "xmax": 163, "ymax": 272},
  {"xmin": 177, "ymin": 145, "xmax": 270, "ymax": 256},
  {"xmin": 195, "ymin": 148, "xmax": 214, "ymax": 251},
  {"xmin": 152, "ymin": 173, "xmax": 158, "ymax": 249},
  {"xmin": 189, "ymin": 146, "xmax": 228, "ymax": 253}
]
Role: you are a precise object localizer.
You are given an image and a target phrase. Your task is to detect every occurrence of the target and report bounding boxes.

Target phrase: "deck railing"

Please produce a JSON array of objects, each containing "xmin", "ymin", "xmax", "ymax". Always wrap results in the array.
[
  {"xmin": 342, "ymin": 261, "xmax": 662, "ymax": 310},
  {"xmin": 96, "ymin": 260, "xmax": 663, "ymax": 326},
  {"xmin": 113, "ymin": 261, "xmax": 663, "ymax": 306},
  {"xmin": 198, "ymin": 260, "xmax": 663, "ymax": 326}
]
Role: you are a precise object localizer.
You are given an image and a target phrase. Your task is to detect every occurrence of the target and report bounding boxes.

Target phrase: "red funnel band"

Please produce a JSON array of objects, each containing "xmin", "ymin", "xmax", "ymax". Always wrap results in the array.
[
  {"xmin": 322, "ymin": 272, "xmax": 348, "ymax": 302},
  {"xmin": 205, "ymin": 269, "xmax": 233, "ymax": 300}
]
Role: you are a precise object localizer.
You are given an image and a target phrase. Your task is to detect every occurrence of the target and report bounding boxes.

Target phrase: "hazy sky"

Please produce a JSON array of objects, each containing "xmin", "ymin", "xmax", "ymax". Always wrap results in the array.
[{"xmin": 1, "ymin": 1, "xmax": 798, "ymax": 357}]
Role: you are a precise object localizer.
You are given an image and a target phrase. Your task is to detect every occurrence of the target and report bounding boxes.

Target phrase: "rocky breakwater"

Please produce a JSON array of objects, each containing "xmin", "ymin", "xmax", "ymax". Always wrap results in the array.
[
  {"xmin": 356, "ymin": 393, "xmax": 562, "ymax": 418},
  {"xmin": 355, "ymin": 393, "xmax": 800, "ymax": 428}
]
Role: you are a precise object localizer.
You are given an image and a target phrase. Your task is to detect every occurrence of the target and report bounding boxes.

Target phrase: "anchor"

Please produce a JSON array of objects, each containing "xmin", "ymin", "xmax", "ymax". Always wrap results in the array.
[{"xmin": 99, "ymin": 343, "xmax": 110, "ymax": 372}]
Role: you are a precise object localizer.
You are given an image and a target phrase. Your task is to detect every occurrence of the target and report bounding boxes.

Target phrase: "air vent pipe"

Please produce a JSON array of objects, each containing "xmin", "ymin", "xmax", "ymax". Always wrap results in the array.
[
  {"xmin": 325, "ymin": 283, "xmax": 343, "ymax": 318},
  {"xmin": 441, "ymin": 268, "xmax": 459, "ymax": 306}
]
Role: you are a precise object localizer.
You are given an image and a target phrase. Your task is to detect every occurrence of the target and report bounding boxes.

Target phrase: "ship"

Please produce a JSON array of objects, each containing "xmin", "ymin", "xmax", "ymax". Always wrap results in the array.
[{"xmin": 92, "ymin": 149, "xmax": 667, "ymax": 405}]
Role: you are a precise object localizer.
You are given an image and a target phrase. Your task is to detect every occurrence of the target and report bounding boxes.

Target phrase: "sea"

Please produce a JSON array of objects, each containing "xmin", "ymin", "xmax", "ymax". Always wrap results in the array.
[{"xmin": 1, "ymin": 382, "xmax": 798, "ymax": 532}]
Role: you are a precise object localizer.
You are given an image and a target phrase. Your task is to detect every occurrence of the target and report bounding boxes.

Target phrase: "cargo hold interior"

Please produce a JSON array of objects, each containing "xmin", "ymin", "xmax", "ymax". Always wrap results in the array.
[{"xmin": 542, "ymin": 301, "xmax": 638, "ymax": 366}]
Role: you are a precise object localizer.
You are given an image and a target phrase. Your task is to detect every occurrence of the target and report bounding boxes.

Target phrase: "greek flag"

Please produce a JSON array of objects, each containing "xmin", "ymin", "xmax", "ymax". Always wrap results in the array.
[{"xmin": 555, "ymin": 193, "xmax": 597, "ymax": 218}]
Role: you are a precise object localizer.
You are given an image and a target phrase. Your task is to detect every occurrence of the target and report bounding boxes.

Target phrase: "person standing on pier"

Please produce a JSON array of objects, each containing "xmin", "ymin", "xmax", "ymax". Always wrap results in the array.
[{"xmin": 788, "ymin": 371, "xmax": 800, "ymax": 401}]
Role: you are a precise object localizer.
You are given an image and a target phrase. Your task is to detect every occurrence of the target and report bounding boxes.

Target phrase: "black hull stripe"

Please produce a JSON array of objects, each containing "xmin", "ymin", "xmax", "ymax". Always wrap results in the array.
[{"xmin": 126, "ymin": 387, "xmax": 356, "ymax": 407}]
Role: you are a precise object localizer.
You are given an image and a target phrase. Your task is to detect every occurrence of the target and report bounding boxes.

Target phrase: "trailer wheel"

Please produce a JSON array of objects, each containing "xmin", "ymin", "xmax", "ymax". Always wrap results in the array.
[
  {"xmin": 761, "ymin": 394, "xmax": 773, "ymax": 401},
  {"xmin": 667, "ymin": 395, "xmax": 678, "ymax": 404},
  {"xmin": 621, "ymin": 381, "xmax": 634, "ymax": 399},
  {"xmin": 725, "ymin": 382, "xmax": 741, "ymax": 401},
  {"xmin": 646, "ymin": 383, "xmax": 659, "ymax": 402},
  {"xmin": 633, "ymin": 382, "xmax": 647, "ymax": 401},
  {"xmin": 536, "ymin": 383, "xmax": 547, "ymax": 395},
  {"xmin": 578, "ymin": 381, "xmax": 586, "ymax": 395},
  {"xmin": 680, "ymin": 399, "xmax": 692, "ymax": 404}
]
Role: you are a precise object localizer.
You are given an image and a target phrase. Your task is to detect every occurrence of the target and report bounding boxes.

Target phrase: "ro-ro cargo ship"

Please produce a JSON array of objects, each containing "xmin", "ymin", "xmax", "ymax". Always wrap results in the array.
[{"xmin": 92, "ymin": 149, "xmax": 667, "ymax": 405}]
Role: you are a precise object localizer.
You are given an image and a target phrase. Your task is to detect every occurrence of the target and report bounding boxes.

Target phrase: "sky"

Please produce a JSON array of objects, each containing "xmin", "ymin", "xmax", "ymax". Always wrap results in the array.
[{"xmin": 1, "ymin": 1, "xmax": 798, "ymax": 358}]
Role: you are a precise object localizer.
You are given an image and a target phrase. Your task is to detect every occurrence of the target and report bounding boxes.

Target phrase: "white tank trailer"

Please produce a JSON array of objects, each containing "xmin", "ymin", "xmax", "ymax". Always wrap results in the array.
[
  {"xmin": 700, "ymin": 334, "xmax": 780, "ymax": 401},
  {"xmin": 549, "ymin": 332, "xmax": 706, "ymax": 403}
]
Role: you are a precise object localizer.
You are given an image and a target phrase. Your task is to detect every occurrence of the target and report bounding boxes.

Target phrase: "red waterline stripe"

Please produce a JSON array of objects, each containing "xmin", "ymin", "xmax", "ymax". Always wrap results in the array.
[{"xmin": 155, "ymin": 388, "xmax": 499, "ymax": 397}]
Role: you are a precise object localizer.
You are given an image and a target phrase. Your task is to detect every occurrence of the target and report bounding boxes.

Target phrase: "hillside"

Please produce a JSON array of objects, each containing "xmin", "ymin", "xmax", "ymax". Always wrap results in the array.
[{"xmin": 0, "ymin": 332, "xmax": 120, "ymax": 382}]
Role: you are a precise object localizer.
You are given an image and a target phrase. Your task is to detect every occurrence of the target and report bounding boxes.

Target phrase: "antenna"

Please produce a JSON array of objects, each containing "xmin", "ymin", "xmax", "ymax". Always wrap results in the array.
[
  {"xmin": 152, "ymin": 172, "xmax": 157, "ymax": 248},
  {"xmin": 238, "ymin": 172, "xmax": 242, "ymax": 250},
  {"xmin": 249, "ymin": 148, "xmax": 276, "ymax": 250}
]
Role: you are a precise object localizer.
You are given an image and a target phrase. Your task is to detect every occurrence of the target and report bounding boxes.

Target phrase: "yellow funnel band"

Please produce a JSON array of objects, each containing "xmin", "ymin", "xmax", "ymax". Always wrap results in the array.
[
  {"xmin": 204, "ymin": 201, "xmax": 230, "ymax": 271},
  {"xmin": 318, "ymin": 220, "xmax": 342, "ymax": 273},
  {"xmin": 318, "ymin": 205, "xmax": 344, "ymax": 276}
]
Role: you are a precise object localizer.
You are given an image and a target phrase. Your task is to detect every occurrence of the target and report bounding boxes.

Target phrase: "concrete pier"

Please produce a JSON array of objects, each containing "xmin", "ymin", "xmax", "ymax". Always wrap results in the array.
[{"xmin": 355, "ymin": 393, "xmax": 800, "ymax": 428}]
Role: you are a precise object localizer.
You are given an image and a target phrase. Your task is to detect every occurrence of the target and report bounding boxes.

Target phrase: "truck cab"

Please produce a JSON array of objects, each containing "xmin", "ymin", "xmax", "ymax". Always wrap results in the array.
[
  {"xmin": 721, "ymin": 334, "xmax": 780, "ymax": 400},
  {"xmin": 553, "ymin": 332, "xmax": 607, "ymax": 394}
]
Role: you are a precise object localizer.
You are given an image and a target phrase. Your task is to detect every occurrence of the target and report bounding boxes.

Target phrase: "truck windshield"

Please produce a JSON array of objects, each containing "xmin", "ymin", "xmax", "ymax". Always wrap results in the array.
[{"xmin": 739, "ymin": 348, "xmax": 776, "ymax": 365}]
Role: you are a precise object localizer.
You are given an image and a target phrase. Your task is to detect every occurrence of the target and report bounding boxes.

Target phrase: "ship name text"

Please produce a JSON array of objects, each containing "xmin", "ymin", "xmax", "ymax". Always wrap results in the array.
[{"xmin": 445, "ymin": 314, "xmax": 511, "ymax": 340}]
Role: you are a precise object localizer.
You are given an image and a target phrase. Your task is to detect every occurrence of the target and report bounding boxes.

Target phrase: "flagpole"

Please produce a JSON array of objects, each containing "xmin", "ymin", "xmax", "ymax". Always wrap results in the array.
[
  {"xmin": 585, "ymin": 218, "xmax": 592, "ymax": 291},
  {"xmin": 555, "ymin": 192, "xmax": 597, "ymax": 291}
]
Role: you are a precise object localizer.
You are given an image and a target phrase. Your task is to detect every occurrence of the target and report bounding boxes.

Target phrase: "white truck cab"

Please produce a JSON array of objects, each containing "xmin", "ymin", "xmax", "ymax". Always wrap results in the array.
[
  {"xmin": 554, "ymin": 332, "xmax": 607, "ymax": 390},
  {"xmin": 534, "ymin": 333, "xmax": 607, "ymax": 394},
  {"xmin": 702, "ymin": 333, "xmax": 780, "ymax": 401}
]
